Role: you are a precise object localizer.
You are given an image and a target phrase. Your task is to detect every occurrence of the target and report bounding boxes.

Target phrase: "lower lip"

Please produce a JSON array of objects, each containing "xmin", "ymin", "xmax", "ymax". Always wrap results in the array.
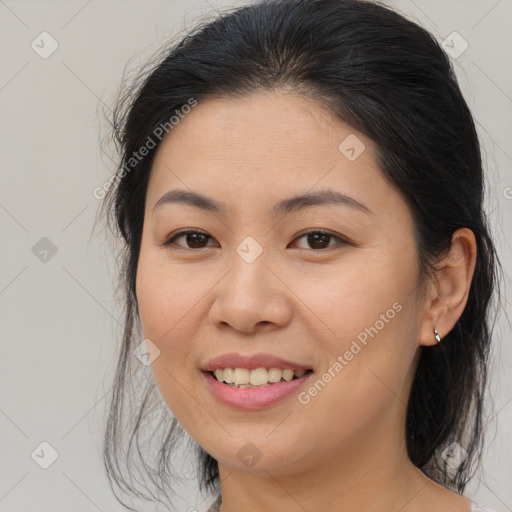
[{"xmin": 202, "ymin": 371, "xmax": 313, "ymax": 410}]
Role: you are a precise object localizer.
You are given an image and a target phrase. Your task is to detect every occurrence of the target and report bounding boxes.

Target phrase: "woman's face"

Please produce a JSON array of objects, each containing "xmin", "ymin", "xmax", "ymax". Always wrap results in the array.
[{"xmin": 136, "ymin": 91, "xmax": 429, "ymax": 475}]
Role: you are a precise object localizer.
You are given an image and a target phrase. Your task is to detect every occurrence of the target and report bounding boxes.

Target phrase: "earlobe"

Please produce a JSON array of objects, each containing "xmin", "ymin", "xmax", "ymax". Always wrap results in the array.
[{"xmin": 419, "ymin": 228, "xmax": 477, "ymax": 347}]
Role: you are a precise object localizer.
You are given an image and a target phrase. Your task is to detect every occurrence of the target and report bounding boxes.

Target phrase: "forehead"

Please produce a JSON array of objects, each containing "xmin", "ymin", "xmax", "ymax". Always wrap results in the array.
[
  {"xmin": 165, "ymin": 91, "xmax": 342, "ymax": 157},
  {"xmin": 146, "ymin": 91, "xmax": 397, "ymax": 217}
]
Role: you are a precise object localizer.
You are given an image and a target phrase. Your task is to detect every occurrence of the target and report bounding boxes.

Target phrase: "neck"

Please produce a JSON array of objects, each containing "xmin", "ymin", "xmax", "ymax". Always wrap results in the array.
[{"xmin": 216, "ymin": 418, "xmax": 437, "ymax": 512}]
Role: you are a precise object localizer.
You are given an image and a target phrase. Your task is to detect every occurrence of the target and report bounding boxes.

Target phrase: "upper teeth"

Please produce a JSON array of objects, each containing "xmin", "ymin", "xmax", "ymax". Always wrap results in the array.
[{"xmin": 213, "ymin": 367, "xmax": 307, "ymax": 386}]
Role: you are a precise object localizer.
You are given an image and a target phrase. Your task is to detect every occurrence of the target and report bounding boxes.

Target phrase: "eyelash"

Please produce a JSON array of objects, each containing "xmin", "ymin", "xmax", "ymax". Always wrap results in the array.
[{"xmin": 161, "ymin": 229, "xmax": 349, "ymax": 251}]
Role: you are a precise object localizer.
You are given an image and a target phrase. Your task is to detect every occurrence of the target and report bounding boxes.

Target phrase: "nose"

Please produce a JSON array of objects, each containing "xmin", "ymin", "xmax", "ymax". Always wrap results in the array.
[{"xmin": 208, "ymin": 248, "xmax": 293, "ymax": 335}]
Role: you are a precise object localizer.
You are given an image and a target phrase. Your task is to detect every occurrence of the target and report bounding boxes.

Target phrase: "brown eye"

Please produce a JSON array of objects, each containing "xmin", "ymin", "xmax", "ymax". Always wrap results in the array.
[
  {"xmin": 163, "ymin": 230, "xmax": 216, "ymax": 249},
  {"xmin": 162, "ymin": 229, "xmax": 347, "ymax": 251},
  {"xmin": 293, "ymin": 230, "xmax": 346, "ymax": 250}
]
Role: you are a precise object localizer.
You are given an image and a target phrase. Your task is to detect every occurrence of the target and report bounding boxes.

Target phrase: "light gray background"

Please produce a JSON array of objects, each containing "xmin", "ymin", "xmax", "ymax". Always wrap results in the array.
[{"xmin": 0, "ymin": 1, "xmax": 511, "ymax": 511}]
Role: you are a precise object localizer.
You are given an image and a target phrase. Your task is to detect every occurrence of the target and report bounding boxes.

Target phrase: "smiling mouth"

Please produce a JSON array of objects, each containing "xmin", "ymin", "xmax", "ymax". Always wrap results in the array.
[{"xmin": 209, "ymin": 367, "xmax": 314, "ymax": 389}]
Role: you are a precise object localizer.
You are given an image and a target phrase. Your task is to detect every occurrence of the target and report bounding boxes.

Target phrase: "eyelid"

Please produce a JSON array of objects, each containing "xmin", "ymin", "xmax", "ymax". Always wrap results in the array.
[
  {"xmin": 291, "ymin": 229, "xmax": 350, "ymax": 250},
  {"xmin": 160, "ymin": 229, "xmax": 215, "ymax": 248}
]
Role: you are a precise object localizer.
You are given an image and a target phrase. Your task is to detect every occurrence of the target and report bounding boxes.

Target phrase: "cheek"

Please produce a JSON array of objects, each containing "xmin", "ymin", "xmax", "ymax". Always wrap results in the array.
[
  {"xmin": 290, "ymin": 249, "xmax": 421, "ymax": 409},
  {"xmin": 135, "ymin": 252, "xmax": 214, "ymax": 426},
  {"xmin": 291, "ymin": 251, "xmax": 415, "ymax": 348},
  {"xmin": 136, "ymin": 257, "xmax": 187, "ymax": 373},
  {"xmin": 136, "ymin": 250, "xmax": 203, "ymax": 343}
]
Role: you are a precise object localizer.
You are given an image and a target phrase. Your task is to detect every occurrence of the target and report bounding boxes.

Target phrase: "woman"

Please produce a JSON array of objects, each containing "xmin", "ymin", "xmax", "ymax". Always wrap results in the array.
[{"xmin": 100, "ymin": 0, "xmax": 502, "ymax": 511}]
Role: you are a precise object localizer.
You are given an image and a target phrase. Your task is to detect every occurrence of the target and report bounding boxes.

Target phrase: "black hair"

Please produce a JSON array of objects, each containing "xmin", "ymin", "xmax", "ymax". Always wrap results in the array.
[{"xmin": 100, "ymin": 0, "xmax": 501, "ymax": 508}]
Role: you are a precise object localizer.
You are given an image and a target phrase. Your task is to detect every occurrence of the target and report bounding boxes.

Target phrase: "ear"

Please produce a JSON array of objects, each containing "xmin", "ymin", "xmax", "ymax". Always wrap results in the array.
[{"xmin": 419, "ymin": 228, "xmax": 477, "ymax": 347}]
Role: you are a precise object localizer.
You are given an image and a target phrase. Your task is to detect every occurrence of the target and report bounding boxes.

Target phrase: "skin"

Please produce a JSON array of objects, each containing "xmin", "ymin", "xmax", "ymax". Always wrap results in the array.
[{"xmin": 135, "ymin": 90, "xmax": 477, "ymax": 512}]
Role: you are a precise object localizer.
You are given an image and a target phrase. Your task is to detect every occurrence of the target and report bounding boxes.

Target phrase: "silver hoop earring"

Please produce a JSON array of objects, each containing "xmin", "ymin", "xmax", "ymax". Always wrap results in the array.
[{"xmin": 434, "ymin": 327, "xmax": 441, "ymax": 343}]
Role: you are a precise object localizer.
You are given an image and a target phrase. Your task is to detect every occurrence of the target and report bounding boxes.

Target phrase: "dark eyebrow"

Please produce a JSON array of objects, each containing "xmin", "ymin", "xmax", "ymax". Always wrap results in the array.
[{"xmin": 153, "ymin": 188, "xmax": 372, "ymax": 215}]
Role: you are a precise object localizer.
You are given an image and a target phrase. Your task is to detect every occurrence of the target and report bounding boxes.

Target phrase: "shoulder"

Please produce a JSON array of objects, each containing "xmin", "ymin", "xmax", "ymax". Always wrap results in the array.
[
  {"xmin": 204, "ymin": 496, "xmax": 500, "ymax": 512},
  {"xmin": 470, "ymin": 500, "xmax": 499, "ymax": 512}
]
